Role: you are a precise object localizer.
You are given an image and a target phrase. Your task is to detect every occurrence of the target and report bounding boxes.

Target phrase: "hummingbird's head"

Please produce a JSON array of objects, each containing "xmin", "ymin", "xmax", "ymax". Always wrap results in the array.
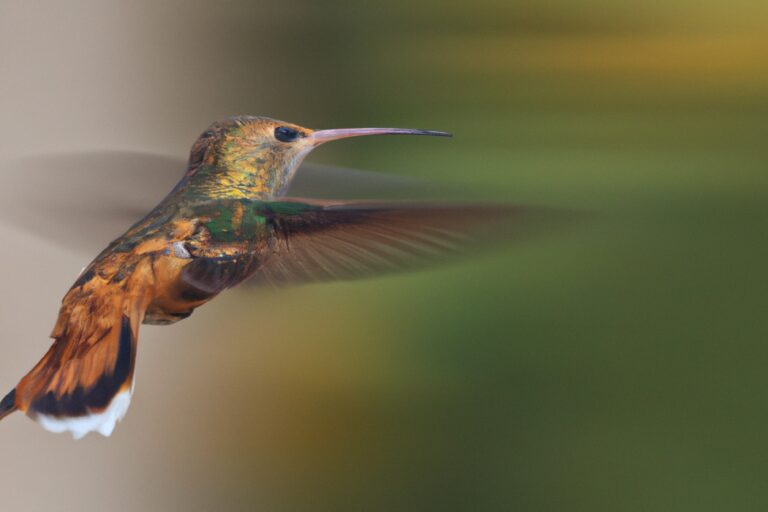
[{"xmin": 184, "ymin": 116, "xmax": 451, "ymax": 199}]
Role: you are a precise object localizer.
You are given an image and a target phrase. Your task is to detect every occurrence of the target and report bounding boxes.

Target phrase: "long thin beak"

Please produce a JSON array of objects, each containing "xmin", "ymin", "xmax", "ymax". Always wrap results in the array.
[{"xmin": 310, "ymin": 127, "xmax": 452, "ymax": 145}]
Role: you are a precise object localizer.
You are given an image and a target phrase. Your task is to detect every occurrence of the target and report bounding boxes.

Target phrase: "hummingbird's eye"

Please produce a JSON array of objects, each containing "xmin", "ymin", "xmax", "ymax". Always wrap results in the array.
[{"xmin": 274, "ymin": 126, "xmax": 301, "ymax": 143}]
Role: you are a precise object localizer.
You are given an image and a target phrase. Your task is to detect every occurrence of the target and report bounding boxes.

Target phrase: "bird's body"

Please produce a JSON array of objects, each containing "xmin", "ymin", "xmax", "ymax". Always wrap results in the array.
[{"xmin": 0, "ymin": 116, "xmax": 515, "ymax": 439}]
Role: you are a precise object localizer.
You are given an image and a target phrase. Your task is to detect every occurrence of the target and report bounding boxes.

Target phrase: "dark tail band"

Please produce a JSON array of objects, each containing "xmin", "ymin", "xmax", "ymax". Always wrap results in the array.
[{"xmin": 0, "ymin": 389, "xmax": 17, "ymax": 421}]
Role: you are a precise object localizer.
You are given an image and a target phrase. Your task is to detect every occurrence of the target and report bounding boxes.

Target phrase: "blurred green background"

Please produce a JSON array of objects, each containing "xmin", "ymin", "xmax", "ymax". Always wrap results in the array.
[{"xmin": 0, "ymin": 1, "xmax": 767, "ymax": 511}]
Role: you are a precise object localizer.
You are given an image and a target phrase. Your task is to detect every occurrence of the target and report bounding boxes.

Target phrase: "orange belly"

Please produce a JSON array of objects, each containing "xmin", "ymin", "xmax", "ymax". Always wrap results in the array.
[{"xmin": 143, "ymin": 255, "xmax": 217, "ymax": 325}]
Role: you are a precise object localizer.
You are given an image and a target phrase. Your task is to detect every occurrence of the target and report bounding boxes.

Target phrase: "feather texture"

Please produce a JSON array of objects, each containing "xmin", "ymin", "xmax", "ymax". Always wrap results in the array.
[{"xmin": 179, "ymin": 199, "xmax": 526, "ymax": 291}]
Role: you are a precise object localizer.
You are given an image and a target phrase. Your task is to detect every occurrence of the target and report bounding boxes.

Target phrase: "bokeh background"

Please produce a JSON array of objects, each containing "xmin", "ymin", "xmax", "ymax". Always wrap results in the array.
[{"xmin": 1, "ymin": 1, "xmax": 767, "ymax": 510}]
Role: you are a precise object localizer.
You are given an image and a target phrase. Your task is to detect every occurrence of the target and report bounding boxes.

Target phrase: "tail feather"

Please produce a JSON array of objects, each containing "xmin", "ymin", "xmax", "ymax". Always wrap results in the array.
[
  {"xmin": 11, "ymin": 266, "xmax": 151, "ymax": 439},
  {"xmin": 0, "ymin": 389, "xmax": 17, "ymax": 421},
  {"xmin": 15, "ymin": 314, "xmax": 138, "ymax": 439}
]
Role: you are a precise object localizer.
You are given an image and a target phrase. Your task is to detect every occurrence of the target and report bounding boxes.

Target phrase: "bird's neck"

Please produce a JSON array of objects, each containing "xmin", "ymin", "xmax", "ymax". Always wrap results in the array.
[
  {"xmin": 180, "ymin": 153, "xmax": 303, "ymax": 201},
  {"xmin": 184, "ymin": 167, "xmax": 275, "ymax": 200}
]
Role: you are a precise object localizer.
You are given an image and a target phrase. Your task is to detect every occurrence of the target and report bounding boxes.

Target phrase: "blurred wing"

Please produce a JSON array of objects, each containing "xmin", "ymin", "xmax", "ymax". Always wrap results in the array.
[
  {"xmin": 0, "ymin": 151, "xmax": 439, "ymax": 255},
  {"xmin": 246, "ymin": 200, "xmax": 546, "ymax": 287},
  {"xmin": 290, "ymin": 163, "xmax": 447, "ymax": 200},
  {"xmin": 0, "ymin": 152, "xmax": 181, "ymax": 254}
]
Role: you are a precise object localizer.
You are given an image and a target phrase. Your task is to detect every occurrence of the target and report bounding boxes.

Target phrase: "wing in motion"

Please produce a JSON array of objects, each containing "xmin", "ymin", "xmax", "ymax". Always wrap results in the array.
[
  {"xmin": 0, "ymin": 151, "xmax": 442, "ymax": 255},
  {"xmin": 181, "ymin": 198, "xmax": 551, "ymax": 292}
]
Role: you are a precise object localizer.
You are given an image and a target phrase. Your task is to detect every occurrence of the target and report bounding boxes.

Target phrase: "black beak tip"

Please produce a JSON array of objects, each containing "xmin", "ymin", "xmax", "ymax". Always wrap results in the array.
[{"xmin": 423, "ymin": 130, "xmax": 453, "ymax": 138}]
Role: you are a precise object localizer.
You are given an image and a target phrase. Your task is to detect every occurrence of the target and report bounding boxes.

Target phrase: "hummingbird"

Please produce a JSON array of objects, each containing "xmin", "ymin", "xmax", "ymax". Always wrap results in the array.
[{"xmin": 0, "ymin": 116, "xmax": 519, "ymax": 439}]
